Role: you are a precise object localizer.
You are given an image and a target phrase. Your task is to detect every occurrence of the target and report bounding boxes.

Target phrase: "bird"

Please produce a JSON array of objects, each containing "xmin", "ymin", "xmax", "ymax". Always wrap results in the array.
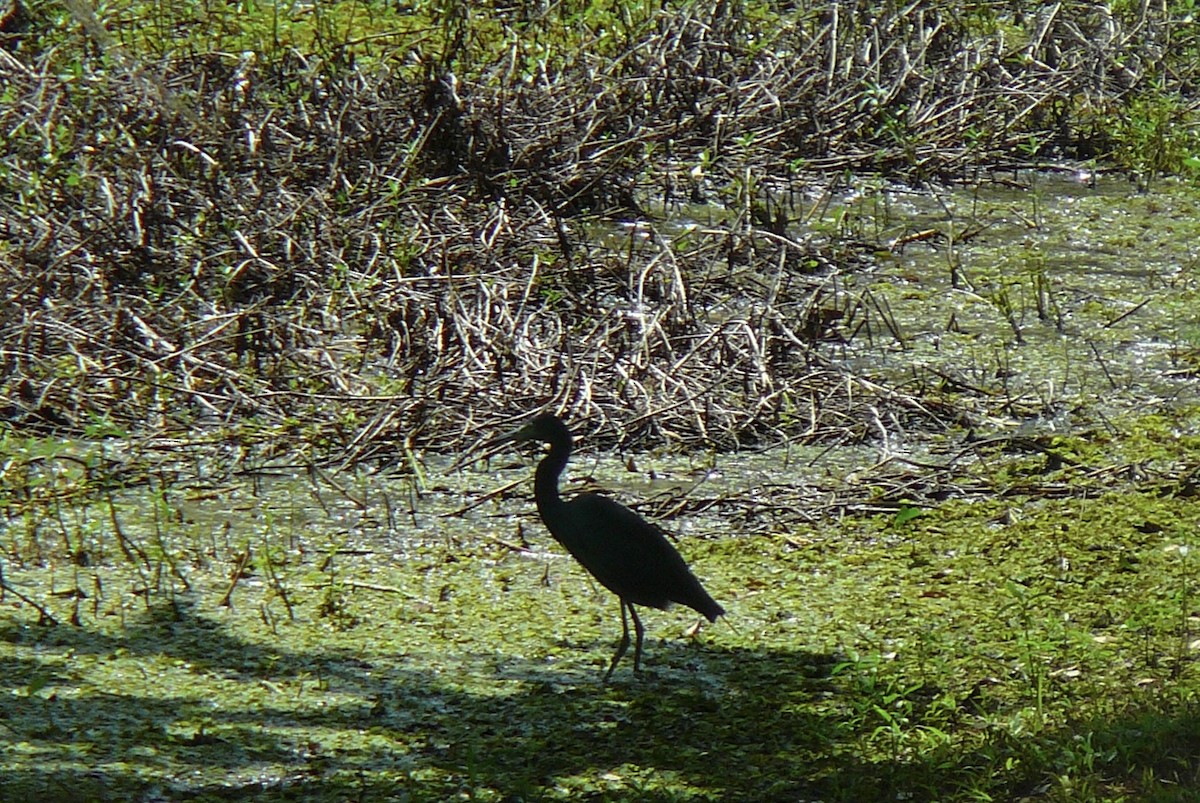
[{"xmin": 486, "ymin": 412, "xmax": 724, "ymax": 679}]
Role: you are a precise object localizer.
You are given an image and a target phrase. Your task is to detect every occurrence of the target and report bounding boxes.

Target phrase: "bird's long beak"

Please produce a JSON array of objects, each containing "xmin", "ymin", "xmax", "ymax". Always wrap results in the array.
[
  {"xmin": 480, "ymin": 421, "xmax": 534, "ymax": 451},
  {"xmin": 447, "ymin": 422, "xmax": 529, "ymax": 474}
]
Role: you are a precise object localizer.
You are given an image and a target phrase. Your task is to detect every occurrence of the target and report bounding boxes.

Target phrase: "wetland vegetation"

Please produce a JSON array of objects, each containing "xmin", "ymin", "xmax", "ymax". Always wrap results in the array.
[{"xmin": 2, "ymin": 0, "xmax": 1200, "ymax": 800}]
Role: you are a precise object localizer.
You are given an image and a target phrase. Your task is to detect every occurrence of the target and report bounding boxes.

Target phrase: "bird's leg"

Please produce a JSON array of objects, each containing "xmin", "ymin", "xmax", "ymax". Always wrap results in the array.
[
  {"xmin": 604, "ymin": 599, "xmax": 631, "ymax": 682},
  {"xmin": 629, "ymin": 604, "xmax": 645, "ymax": 672}
]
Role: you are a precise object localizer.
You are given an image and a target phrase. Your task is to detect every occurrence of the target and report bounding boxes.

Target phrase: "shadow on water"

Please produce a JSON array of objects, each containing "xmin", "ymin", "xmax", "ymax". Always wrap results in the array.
[
  {"xmin": 1, "ymin": 598, "xmax": 1197, "ymax": 801},
  {"xmin": 0, "ymin": 597, "xmax": 832, "ymax": 801}
]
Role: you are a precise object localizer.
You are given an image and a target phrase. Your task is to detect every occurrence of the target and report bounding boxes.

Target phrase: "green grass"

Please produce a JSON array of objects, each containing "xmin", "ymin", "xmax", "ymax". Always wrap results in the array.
[{"xmin": 27, "ymin": 0, "xmax": 1200, "ymax": 174}]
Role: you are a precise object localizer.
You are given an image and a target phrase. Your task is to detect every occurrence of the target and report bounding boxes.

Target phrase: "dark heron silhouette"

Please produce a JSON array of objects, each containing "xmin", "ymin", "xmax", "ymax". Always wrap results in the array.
[{"xmin": 487, "ymin": 413, "xmax": 724, "ymax": 679}]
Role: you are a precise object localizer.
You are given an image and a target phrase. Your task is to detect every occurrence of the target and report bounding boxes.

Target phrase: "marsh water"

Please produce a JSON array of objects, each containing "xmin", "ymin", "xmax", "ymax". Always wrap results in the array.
[
  {"xmin": 14, "ymin": 168, "xmax": 1200, "ymax": 637},
  {"xmin": 5, "ymin": 171, "xmax": 1200, "ymax": 798}
]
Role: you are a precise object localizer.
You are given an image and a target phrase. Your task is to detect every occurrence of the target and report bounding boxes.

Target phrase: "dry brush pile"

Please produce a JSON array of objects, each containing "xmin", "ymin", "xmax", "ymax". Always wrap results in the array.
[{"xmin": 0, "ymin": 2, "xmax": 1192, "ymax": 469}]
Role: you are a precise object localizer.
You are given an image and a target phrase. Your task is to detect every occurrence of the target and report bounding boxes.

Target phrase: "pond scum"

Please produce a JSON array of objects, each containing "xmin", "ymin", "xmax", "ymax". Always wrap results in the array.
[{"xmin": 2, "ymin": 1, "xmax": 1200, "ymax": 800}]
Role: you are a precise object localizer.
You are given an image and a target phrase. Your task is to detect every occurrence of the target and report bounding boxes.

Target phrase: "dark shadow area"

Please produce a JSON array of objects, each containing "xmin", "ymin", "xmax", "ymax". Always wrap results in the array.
[{"xmin": 1, "ymin": 599, "xmax": 1198, "ymax": 801}]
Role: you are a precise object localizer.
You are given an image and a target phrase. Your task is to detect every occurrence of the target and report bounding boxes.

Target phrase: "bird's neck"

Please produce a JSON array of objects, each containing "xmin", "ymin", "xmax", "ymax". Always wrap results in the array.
[{"xmin": 533, "ymin": 437, "xmax": 571, "ymax": 526}]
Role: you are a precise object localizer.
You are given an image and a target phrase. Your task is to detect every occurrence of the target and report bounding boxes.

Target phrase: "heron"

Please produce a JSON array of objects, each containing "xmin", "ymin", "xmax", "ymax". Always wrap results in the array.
[{"xmin": 486, "ymin": 413, "xmax": 724, "ymax": 679}]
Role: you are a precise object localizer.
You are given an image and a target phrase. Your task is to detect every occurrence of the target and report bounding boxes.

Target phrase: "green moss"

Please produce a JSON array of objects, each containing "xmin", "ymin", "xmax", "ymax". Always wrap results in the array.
[{"xmin": 9, "ymin": 429, "xmax": 1200, "ymax": 801}]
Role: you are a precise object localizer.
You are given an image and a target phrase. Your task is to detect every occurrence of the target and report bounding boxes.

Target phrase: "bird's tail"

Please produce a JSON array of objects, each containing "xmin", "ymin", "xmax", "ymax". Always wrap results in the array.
[{"xmin": 695, "ymin": 590, "xmax": 724, "ymax": 622}]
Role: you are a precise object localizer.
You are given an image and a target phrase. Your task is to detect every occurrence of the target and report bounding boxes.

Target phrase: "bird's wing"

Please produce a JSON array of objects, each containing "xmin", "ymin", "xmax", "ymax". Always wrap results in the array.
[{"xmin": 553, "ymin": 493, "xmax": 704, "ymax": 610}]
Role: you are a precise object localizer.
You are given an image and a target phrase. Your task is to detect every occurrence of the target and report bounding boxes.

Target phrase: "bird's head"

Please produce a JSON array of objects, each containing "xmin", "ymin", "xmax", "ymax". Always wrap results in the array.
[{"xmin": 485, "ymin": 412, "xmax": 571, "ymax": 449}]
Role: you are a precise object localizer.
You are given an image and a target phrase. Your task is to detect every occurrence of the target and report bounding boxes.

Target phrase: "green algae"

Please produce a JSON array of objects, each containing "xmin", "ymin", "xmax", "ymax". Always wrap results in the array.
[{"xmin": 3, "ymin": 402, "xmax": 1200, "ymax": 800}]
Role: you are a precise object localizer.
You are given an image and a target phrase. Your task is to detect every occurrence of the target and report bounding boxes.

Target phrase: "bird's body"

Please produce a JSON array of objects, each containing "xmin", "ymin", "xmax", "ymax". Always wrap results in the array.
[
  {"xmin": 537, "ymin": 486, "xmax": 723, "ymax": 617},
  {"xmin": 489, "ymin": 413, "xmax": 723, "ymax": 678}
]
